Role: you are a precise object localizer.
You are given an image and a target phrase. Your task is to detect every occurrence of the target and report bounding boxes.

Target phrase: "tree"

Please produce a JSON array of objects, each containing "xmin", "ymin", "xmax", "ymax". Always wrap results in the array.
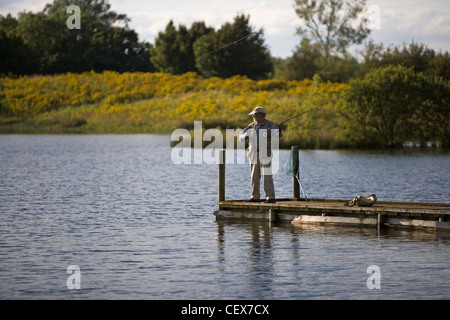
[
  {"xmin": 149, "ymin": 21, "xmax": 178, "ymax": 74},
  {"xmin": 356, "ymin": 41, "xmax": 450, "ymax": 81},
  {"xmin": 339, "ymin": 65, "xmax": 450, "ymax": 147},
  {"xmin": 285, "ymin": 38, "xmax": 358, "ymax": 81},
  {"xmin": 193, "ymin": 14, "xmax": 273, "ymax": 80},
  {"xmin": 354, "ymin": 40, "xmax": 384, "ymax": 78},
  {"xmin": 11, "ymin": 0, "xmax": 151, "ymax": 74},
  {"xmin": 380, "ymin": 42, "xmax": 435, "ymax": 74},
  {"xmin": 429, "ymin": 52, "xmax": 450, "ymax": 81},
  {"xmin": 318, "ymin": 53, "xmax": 359, "ymax": 82},
  {"xmin": 293, "ymin": 0, "xmax": 371, "ymax": 60},
  {"xmin": 0, "ymin": 14, "xmax": 37, "ymax": 74},
  {"xmin": 286, "ymin": 39, "xmax": 322, "ymax": 80},
  {"xmin": 150, "ymin": 21, "xmax": 213, "ymax": 74}
]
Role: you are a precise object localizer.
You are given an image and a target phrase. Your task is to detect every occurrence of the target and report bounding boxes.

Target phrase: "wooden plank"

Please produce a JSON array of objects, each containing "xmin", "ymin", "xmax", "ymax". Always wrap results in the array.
[
  {"xmin": 218, "ymin": 199, "xmax": 450, "ymax": 215},
  {"xmin": 292, "ymin": 215, "xmax": 378, "ymax": 226},
  {"xmin": 216, "ymin": 198, "xmax": 449, "ymax": 231}
]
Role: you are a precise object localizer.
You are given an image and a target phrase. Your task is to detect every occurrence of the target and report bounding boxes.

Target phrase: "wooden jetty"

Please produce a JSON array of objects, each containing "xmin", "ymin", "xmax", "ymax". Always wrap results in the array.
[{"xmin": 214, "ymin": 148, "xmax": 450, "ymax": 232}]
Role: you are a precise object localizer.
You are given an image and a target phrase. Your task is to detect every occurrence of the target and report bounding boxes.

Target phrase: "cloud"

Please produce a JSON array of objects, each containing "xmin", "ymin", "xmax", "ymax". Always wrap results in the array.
[
  {"xmin": 2, "ymin": 0, "xmax": 449, "ymax": 57},
  {"xmin": 127, "ymin": 4, "xmax": 298, "ymax": 42},
  {"xmin": 0, "ymin": 0, "xmax": 48, "ymax": 15},
  {"xmin": 247, "ymin": 7, "xmax": 298, "ymax": 35},
  {"xmin": 371, "ymin": 5, "xmax": 450, "ymax": 51},
  {"xmin": 129, "ymin": 11, "xmax": 190, "ymax": 38}
]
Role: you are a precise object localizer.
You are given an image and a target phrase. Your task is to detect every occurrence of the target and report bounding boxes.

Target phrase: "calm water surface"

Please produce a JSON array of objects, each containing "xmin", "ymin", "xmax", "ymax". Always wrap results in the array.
[{"xmin": 0, "ymin": 134, "xmax": 449, "ymax": 299}]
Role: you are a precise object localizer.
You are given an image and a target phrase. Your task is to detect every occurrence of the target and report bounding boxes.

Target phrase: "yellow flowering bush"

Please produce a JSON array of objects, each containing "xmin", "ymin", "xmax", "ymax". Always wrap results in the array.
[{"xmin": 0, "ymin": 71, "xmax": 347, "ymax": 147}]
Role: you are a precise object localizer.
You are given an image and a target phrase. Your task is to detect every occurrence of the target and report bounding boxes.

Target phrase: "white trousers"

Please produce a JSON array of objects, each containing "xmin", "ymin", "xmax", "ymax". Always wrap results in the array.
[{"xmin": 250, "ymin": 155, "xmax": 275, "ymax": 200}]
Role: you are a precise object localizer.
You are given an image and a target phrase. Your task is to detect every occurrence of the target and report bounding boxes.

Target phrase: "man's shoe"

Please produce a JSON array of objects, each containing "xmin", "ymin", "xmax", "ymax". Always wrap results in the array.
[
  {"xmin": 264, "ymin": 199, "xmax": 276, "ymax": 203},
  {"xmin": 245, "ymin": 198, "xmax": 260, "ymax": 202}
]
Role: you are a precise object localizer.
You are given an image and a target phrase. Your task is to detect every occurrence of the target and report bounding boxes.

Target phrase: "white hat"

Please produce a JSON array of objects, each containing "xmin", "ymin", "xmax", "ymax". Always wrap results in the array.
[{"xmin": 249, "ymin": 106, "xmax": 266, "ymax": 115}]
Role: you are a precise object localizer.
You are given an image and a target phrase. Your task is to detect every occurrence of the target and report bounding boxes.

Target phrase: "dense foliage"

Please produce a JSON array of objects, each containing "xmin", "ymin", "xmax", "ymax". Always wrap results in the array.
[
  {"xmin": 2, "ymin": 69, "xmax": 446, "ymax": 148},
  {"xmin": 193, "ymin": 14, "xmax": 273, "ymax": 80},
  {"xmin": 340, "ymin": 65, "xmax": 450, "ymax": 148},
  {"xmin": 149, "ymin": 21, "xmax": 213, "ymax": 75},
  {"xmin": 0, "ymin": 0, "xmax": 152, "ymax": 74},
  {"xmin": 1, "ymin": 1, "xmax": 272, "ymax": 79},
  {"xmin": 0, "ymin": 71, "xmax": 347, "ymax": 148}
]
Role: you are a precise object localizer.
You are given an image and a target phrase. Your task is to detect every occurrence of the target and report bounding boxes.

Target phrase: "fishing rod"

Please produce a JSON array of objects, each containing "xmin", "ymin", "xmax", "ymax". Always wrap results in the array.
[{"xmin": 278, "ymin": 92, "xmax": 350, "ymax": 126}]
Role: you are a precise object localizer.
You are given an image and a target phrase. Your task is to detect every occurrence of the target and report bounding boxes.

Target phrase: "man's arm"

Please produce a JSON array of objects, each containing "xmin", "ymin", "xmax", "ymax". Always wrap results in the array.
[
  {"xmin": 239, "ymin": 125, "xmax": 252, "ymax": 142},
  {"xmin": 272, "ymin": 122, "xmax": 283, "ymax": 138}
]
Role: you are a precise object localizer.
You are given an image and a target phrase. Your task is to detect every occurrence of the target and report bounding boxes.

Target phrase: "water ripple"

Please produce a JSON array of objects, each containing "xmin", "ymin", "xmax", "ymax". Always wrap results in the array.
[{"xmin": 0, "ymin": 135, "xmax": 449, "ymax": 299}]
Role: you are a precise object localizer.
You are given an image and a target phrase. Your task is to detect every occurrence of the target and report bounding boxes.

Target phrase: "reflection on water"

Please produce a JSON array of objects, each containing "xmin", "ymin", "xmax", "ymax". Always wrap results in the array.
[
  {"xmin": 215, "ymin": 220, "xmax": 450, "ymax": 299},
  {"xmin": 0, "ymin": 134, "xmax": 449, "ymax": 299}
]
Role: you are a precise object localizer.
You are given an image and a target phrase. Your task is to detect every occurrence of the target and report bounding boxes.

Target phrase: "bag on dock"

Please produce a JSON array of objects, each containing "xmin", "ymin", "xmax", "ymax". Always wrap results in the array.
[{"xmin": 345, "ymin": 194, "xmax": 377, "ymax": 207}]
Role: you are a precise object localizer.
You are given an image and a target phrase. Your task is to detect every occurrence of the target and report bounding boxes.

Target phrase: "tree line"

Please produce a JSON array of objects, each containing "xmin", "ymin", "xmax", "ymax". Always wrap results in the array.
[
  {"xmin": 148, "ymin": 15, "xmax": 272, "ymax": 80},
  {"xmin": 1, "ymin": 0, "xmax": 151, "ymax": 75},
  {"xmin": 274, "ymin": 39, "xmax": 450, "ymax": 83},
  {"xmin": 1, "ymin": 0, "xmax": 450, "ymax": 83},
  {"xmin": 0, "ymin": 0, "xmax": 272, "ymax": 79}
]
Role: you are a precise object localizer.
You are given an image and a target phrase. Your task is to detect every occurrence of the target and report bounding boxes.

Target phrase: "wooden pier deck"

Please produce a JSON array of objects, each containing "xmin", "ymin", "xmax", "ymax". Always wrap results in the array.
[
  {"xmin": 214, "ymin": 148, "xmax": 450, "ymax": 231},
  {"xmin": 215, "ymin": 199, "xmax": 450, "ymax": 231}
]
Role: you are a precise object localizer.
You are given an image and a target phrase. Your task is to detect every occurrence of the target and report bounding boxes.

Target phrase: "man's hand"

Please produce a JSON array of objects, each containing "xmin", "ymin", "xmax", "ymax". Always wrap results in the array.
[
  {"xmin": 239, "ymin": 131, "xmax": 249, "ymax": 142},
  {"xmin": 276, "ymin": 121, "xmax": 284, "ymax": 129}
]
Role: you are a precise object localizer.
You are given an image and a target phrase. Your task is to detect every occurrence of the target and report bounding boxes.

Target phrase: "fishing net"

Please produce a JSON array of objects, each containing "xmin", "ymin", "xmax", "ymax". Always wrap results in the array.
[
  {"xmin": 283, "ymin": 148, "xmax": 298, "ymax": 176},
  {"xmin": 284, "ymin": 149, "xmax": 308, "ymax": 200}
]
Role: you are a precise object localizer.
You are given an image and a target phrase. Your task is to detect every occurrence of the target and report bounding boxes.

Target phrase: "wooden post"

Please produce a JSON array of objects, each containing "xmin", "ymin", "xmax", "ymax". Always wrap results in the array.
[
  {"xmin": 269, "ymin": 208, "xmax": 277, "ymax": 223},
  {"xmin": 377, "ymin": 213, "xmax": 387, "ymax": 231},
  {"xmin": 292, "ymin": 146, "xmax": 300, "ymax": 200},
  {"xmin": 218, "ymin": 149, "xmax": 225, "ymax": 202}
]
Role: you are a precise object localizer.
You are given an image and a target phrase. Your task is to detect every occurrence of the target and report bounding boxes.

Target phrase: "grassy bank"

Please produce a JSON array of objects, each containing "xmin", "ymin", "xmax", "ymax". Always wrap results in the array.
[{"xmin": 0, "ymin": 71, "xmax": 348, "ymax": 148}]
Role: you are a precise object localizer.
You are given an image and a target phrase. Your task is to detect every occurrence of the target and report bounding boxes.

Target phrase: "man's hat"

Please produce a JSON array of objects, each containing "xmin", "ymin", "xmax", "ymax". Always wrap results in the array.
[{"xmin": 249, "ymin": 106, "xmax": 266, "ymax": 115}]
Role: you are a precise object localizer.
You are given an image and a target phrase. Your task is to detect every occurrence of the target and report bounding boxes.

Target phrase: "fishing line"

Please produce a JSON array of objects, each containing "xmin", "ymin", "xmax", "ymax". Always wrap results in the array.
[
  {"xmin": 383, "ymin": 0, "xmax": 443, "ymax": 8},
  {"xmin": 279, "ymin": 92, "xmax": 350, "ymax": 125},
  {"xmin": 172, "ymin": 32, "xmax": 254, "ymax": 70},
  {"xmin": 280, "ymin": 92, "xmax": 350, "ymax": 201},
  {"xmin": 208, "ymin": 32, "xmax": 254, "ymax": 54}
]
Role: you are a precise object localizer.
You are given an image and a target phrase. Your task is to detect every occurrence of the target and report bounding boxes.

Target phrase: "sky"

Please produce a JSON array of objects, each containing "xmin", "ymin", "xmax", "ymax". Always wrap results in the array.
[{"xmin": 1, "ymin": 0, "xmax": 449, "ymax": 58}]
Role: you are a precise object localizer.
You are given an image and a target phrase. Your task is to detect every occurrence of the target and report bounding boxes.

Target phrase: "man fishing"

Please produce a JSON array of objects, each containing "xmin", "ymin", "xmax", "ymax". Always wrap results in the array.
[{"xmin": 239, "ymin": 106, "xmax": 284, "ymax": 203}]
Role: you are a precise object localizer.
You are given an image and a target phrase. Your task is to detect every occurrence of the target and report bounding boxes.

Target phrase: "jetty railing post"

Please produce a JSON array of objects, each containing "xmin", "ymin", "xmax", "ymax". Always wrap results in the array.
[
  {"xmin": 292, "ymin": 146, "xmax": 300, "ymax": 200},
  {"xmin": 218, "ymin": 149, "xmax": 225, "ymax": 202},
  {"xmin": 377, "ymin": 213, "xmax": 387, "ymax": 231}
]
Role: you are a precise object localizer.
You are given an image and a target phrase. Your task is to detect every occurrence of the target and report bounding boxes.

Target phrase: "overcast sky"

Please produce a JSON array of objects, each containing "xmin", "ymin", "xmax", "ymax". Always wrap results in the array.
[{"xmin": 1, "ymin": 0, "xmax": 449, "ymax": 58}]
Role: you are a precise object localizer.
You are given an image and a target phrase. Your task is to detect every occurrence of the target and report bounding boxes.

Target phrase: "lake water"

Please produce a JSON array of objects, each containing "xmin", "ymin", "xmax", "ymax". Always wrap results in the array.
[{"xmin": 0, "ymin": 134, "xmax": 449, "ymax": 300}]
